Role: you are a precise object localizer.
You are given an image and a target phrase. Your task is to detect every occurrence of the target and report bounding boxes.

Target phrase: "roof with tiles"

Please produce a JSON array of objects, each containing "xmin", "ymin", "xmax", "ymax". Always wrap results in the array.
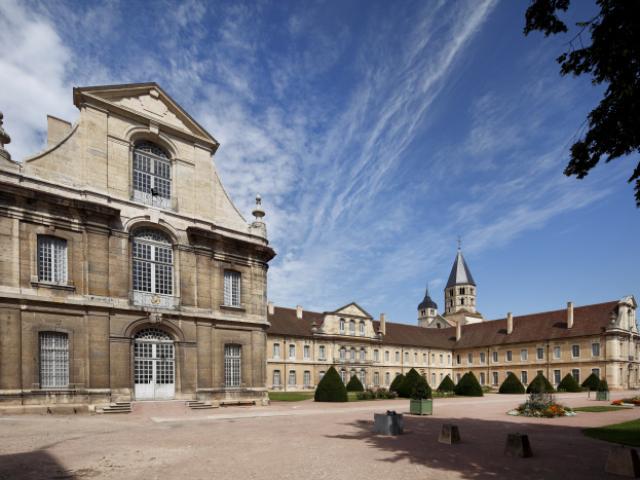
[{"xmin": 268, "ymin": 301, "xmax": 620, "ymax": 349}]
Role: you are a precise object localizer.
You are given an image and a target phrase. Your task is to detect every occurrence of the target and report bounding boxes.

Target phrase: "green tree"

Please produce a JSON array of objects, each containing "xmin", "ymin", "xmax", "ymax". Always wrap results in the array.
[
  {"xmin": 557, "ymin": 372, "xmax": 582, "ymax": 392},
  {"xmin": 437, "ymin": 375, "xmax": 456, "ymax": 393},
  {"xmin": 314, "ymin": 366, "xmax": 348, "ymax": 402},
  {"xmin": 454, "ymin": 372, "xmax": 484, "ymax": 397},
  {"xmin": 597, "ymin": 378, "xmax": 609, "ymax": 392},
  {"xmin": 581, "ymin": 372, "xmax": 601, "ymax": 391},
  {"xmin": 499, "ymin": 372, "xmax": 526, "ymax": 394},
  {"xmin": 527, "ymin": 372, "xmax": 556, "ymax": 393},
  {"xmin": 524, "ymin": 0, "xmax": 640, "ymax": 206},
  {"xmin": 411, "ymin": 375, "xmax": 432, "ymax": 400},
  {"xmin": 398, "ymin": 368, "xmax": 421, "ymax": 398},
  {"xmin": 346, "ymin": 374, "xmax": 364, "ymax": 392},
  {"xmin": 389, "ymin": 373, "xmax": 405, "ymax": 394}
]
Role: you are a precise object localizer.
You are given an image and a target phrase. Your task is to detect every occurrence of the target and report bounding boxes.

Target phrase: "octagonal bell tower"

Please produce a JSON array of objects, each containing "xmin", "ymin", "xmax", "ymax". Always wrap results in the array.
[{"xmin": 444, "ymin": 247, "xmax": 477, "ymax": 315}]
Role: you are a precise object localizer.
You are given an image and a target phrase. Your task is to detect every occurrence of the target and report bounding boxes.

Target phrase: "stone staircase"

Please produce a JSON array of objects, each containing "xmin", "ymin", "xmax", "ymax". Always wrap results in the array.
[
  {"xmin": 99, "ymin": 401, "xmax": 132, "ymax": 414},
  {"xmin": 186, "ymin": 400, "xmax": 218, "ymax": 410}
]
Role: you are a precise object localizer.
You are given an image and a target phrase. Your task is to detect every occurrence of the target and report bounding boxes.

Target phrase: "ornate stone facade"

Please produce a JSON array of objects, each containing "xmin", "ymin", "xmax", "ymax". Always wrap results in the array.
[{"xmin": 0, "ymin": 83, "xmax": 275, "ymax": 410}]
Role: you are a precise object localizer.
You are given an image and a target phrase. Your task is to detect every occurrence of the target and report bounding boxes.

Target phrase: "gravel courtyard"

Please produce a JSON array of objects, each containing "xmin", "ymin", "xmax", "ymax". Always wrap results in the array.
[{"xmin": 1, "ymin": 392, "xmax": 638, "ymax": 480}]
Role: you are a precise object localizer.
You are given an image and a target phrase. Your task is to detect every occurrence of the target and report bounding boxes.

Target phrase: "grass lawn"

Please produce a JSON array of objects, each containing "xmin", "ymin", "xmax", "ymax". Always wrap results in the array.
[
  {"xmin": 584, "ymin": 419, "xmax": 640, "ymax": 446},
  {"xmin": 268, "ymin": 391, "xmax": 314, "ymax": 402},
  {"xmin": 573, "ymin": 406, "xmax": 630, "ymax": 413}
]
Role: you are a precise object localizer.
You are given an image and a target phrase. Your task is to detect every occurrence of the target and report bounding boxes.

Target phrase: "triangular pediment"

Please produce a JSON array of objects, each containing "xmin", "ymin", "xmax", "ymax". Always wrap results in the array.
[
  {"xmin": 73, "ymin": 83, "xmax": 218, "ymax": 148},
  {"xmin": 332, "ymin": 302, "xmax": 372, "ymax": 319}
]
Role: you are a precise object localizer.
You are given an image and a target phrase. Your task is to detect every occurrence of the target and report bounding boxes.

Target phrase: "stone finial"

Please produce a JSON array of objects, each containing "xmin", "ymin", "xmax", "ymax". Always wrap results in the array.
[
  {"xmin": 252, "ymin": 194, "xmax": 265, "ymax": 221},
  {"xmin": 0, "ymin": 111, "xmax": 12, "ymax": 161}
]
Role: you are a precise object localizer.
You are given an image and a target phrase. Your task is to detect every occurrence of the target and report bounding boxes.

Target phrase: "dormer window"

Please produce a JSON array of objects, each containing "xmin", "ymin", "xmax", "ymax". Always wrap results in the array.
[
  {"xmin": 133, "ymin": 141, "xmax": 172, "ymax": 209},
  {"xmin": 349, "ymin": 320, "xmax": 355, "ymax": 335},
  {"xmin": 359, "ymin": 321, "xmax": 365, "ymax": 336},
  {"xmin": 339, "ymin": 318, "xmax": 345, "ymax": 333}
]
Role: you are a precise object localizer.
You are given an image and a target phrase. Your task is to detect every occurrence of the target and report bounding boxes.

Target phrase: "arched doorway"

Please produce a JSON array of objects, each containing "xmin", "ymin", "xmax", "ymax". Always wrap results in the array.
[{"xmin": 134, "ymin": 327, "xmax": 175, "ymax": 400}]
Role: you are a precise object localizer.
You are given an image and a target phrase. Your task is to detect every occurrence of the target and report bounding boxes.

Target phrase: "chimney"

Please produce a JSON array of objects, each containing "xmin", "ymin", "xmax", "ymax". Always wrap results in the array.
[
  {"xmin": 507, "ymin": 312, "xmax": 513, "ymax": 334},
  {"xmin": 296, "ymin": 305, "xmax": 303, "ymax": 319},
  {"xmin": 567, "ymin": 301, "xmax": 574, "ymax": 329},
  {"xmin": 456, "ymin": 322, "xmax": 462, "ymax": 341},
  {"xmin": 267, "ymin": 301, "xmax": 274, "ymax": 315},
  {"xmin": 380, "ymin": 313, "xmax": 386, "ymax": 335}
]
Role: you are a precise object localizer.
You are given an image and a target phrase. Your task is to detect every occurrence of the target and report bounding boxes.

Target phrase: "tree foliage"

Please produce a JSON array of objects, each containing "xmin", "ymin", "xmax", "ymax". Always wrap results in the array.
[
  {"xmin": 499, "ymin": 372, "xmax": 526, "ymax": 394},
  {"xmin": 411, "ymin": 375, "xmax": 432, "ymax": 400},
  {"xmin": 557, "ymin": 372, "xmax": 582, "ymax": 392},
  {"xmin": 437, "ymin": 375, "xmax": 456, "ymax": 392},
  {"xmin": 597, "ymin": 378, "xmax": 609, "ymax": 392},
  {"xmin": 527, "ymin": 372, "xmax": 556, "ymax": 393},
  {"xmin": 398, "ymin": 368, "xmax": 421, "ymax": 398},
  {"xmin": 346, "ymin": 375, "xmax": 364, "ymax": 392},
  {"xmin": 314, "ymin": 366, "xmax": 348, "ymax": 402},
  {"xmin": 581, "ymin": 372, "xmax": 601, "ymax": 391},
  {"xmin": 524, "ymin": 0, "xmax": 640, "ymax": 206},
  {"xmin": 454, "ymin": 372, "xmax": 484, "ymax": 397},
  {"xmin": 389, "ymin": 373, "xmax": 405, "ymax": 394}
]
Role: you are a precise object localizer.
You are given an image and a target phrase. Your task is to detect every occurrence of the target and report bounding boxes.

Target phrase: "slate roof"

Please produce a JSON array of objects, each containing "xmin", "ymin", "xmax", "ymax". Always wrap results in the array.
[
  {"xmin": 417, "ymin": 287, "xmax": 438, "ymax": 310},
  {"xmin": 446, "ymin": 250, "xmax": 476, "ymax": 288},
  {"xmin": 268, "ymin": 301, "xmax": 620, "ymax": 350}
]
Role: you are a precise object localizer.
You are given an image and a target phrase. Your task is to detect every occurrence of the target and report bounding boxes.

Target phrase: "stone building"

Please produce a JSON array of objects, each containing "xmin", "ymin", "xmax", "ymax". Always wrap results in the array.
[
  {"xmin": 267, "ymin": 250, "xmax": 639, "ymax": 391},
  {"xmin": 0, "ymin": 83, "xmax": 275, "ymax": 410}
]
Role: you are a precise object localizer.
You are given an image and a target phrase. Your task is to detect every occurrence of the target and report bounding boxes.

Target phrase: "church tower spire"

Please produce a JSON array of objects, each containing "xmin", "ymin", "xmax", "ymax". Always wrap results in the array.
[
  {"xmin": 444, "ymin": 245, "xmax": 477, "ymax": 315},
  {"xmin": 417, "ymin": 284, "xmax": 438, "ymax": 327}
]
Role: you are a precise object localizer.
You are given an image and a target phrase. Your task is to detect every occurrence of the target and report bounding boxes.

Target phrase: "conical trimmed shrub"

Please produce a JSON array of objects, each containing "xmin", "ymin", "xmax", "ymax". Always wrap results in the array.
[
  {"xmin": 557, "ymin": 373, "xmax": 582, "ymax": 392},
  {"xmin": 389, "ymin": 373, "xmax": 405, "ymax": 394},
  {"xmin": 581, "ymin": 373, "xmax": 600, "ymax": 391},
  {"xmin": 454, "ymin": 372, "xmax": 483, "ymax": 396},
  {"xmin": 437, "ymin": 375, "xmax": 455, "ymax": 392},
  {"xmin": 346, "ymin": 374, "xmax": 364, "ymax": 392},
  {"xmin": 398, "ymin": 368, "xmax": 421, "ymax": 398},
  {"xmin": 411, "ymin": 375, "xmax": 432, "ymax": 400},
  {"xmin": 526, "ymin": 372, "xmax": 555, "ymax": 393},
  {"xmin": 314, "ymin": 366, "xmax": 348, "ymax": 402},
  {"xmin": 499, "ymin": 372, "xmax": 525, "ymax": 394},
  {"xmin": 597, "ymin": 378, "xmax": 609, "ymax": 392}
]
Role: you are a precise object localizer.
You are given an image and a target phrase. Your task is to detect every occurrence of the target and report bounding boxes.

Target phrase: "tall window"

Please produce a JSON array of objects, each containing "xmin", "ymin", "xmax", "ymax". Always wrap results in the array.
[
  {"xmin": 572, "ymin": 368, "xmax": 580, "ymax": 383},
  {"xmin": 520, "ymin": 349, "xmax": 528, "ymax": 361},
  {"xmin": 395, "ymin": 351, "xmax": 400, "ymax": 362},
  {"xmin": 38, "ymin": 236, "xmax": 67, "ymax": 284},
  {"xmin": 373, "ymin": 372, "xmax": 380, "ymax": 386},
  {"xmin": 319, "ymin": 345, "xmax": 326, "ymax": 360},
  {"xmin": 467, "ymin": 353, "xmax": 473, "ymax": 364},
  {"xmin": 40, "ymin": 332, "xmax": 69, "ymax": 388},
  {"xmin": 554, "ymin": 369, "xmax": 561, "ymax": 384},
  {"xmin": 339, "ymin": 347, "xmax": 346, "ymax": 361},
  {"xmin": 385, "ymin": 372, "xmax": 390, "ymax": 385},
  {"xmin": 349, "ymin": 320, "xmax": 355, "ymax": 334},
  {"xmin": 350, "ymin": 348, "xmax": 356, "ymax": 361},
  {"xmin": 492, "ymin": 372, "xmax": 498, "ymax": 385},
  {"xmin": 360, "ymin": 349, "xmax": 366, "ymax": 362},
  {"xmin": 359, "ymin": 321, "xmax": 365, "ymax": 335},
  {"xmin": 385, "ymin": 351, "xmax": 389, "ymax": 362},
  {"xmin": 340, "ymin": 369, "xmax": 347, "ymax": 383},
  {"xmin": 480, "ymin": 352, "xmax": 485, "ymax": 364},
  {"xmin": 288, "ymin": 370, "xmax": 296, "ymax": 386},
  {"xmin": 553, "ymin": 346, "xmax": 561, "ymax": 359},
  {"xmin": 374, "ymin": 350, "xmax": 379, "ymax": 362},
  {"xmin": 224, "ymin": 344, "xmax": 241, "ymax": 387},
  {"xmin": 592, "ymin": 343, "xmax": 600, "ymax": 357},
  {"xmin": 303, "ymin": 371, "xmax": 311, "ymax": 387},
  {"xmin": 404, "ymin": 352, "xmax": 409, "ymax": 362},
  {"xmin": 289, "ymin": 344, "xmax": 296, "ymax": 359},
  {"xmin": 572, "ymin": 345, "xmax": 580, "ymax": 358},
  {"xmin": 506, "ymin": 351, "xmax": 513, "ymax": 362},
  {"xmin": 492, "ymin": 351, "xmax": 498, "ymax": 362},
  {"xmin": 273, "ymin": 370, "xmax": 281, "ymax": 386},
  {"xmin": 521, "ymin": 371, "xmax": 528, "ymax": 385},
  {"xmin": 132, "ymin": 229, "xmax": 173, "ymax": 295},
  {"xmin": 339, "ymin": 318, "xmax": 345, "ymax": 333},
  {"xmin": 223, "ymin": 271, "xmax": 241, "ymax": 307},
  {"xmin": 132, "ymin": 142, "xmax": 171, "ymax": 208},
  {"xmin": 536, "ymin": 348, "xmax": 544, "ymax": 360},
  {"xmin": 273, "ymin": 343, "xmax": 280, "ymax": 358},
  {"xmin": 303, "ymin": 345, "xmax": 310, "ymax": 360},
  {"xmin": 480, "ymin": 372, "xmax": 486, "ymax": 385}
]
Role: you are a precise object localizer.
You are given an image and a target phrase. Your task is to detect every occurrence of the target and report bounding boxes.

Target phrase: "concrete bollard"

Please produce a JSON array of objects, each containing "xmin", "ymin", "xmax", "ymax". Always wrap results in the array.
[
  {"xmin": 373, "ymin": 411, "xmax": 404, "ymax": 435},
  {"xmin": 504, "ymin": 433, "xmax": 533, "ymax": 458},
  {"xmin": 605, "ymin": 446, "xmax": 640, "ymax": 477},
  {"xmin": 438, "ymin": 424, "xmax": 461, "ymax": 444}
]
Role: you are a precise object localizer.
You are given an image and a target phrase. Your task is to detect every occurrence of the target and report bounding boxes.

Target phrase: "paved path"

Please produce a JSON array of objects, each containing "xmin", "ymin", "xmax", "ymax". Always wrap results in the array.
[{"xmin": 1, "ymin": 391, "xmax": 639, "ymax": 479}]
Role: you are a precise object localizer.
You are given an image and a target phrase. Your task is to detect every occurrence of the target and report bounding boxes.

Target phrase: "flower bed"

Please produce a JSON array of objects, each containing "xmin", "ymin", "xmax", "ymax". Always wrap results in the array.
[
  {"xmin": 507, "ymin": 393, "xmax": 575, "ymax": 417},
  {"xmin": 612, "ymin": 397, "xmax": 640, "ymax": 407}
]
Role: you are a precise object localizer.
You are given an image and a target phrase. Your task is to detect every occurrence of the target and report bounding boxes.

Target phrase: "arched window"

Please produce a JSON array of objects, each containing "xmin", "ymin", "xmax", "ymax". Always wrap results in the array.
[
  {"xmin": 132, "ymin": 141, "xmax": 172, "ymax": 208},
  {"xmin": 339, "ymin": 318, "xmax": 345, "ymax": 333},
  {"xmin": 132, "ymin": 229, "xmax": 174, "ymax": 298}
]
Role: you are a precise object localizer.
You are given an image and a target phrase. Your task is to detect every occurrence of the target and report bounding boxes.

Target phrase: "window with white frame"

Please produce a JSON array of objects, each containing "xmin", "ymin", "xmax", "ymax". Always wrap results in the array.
[
  {"xmin": 349, "ymin": 320, "xmax": 355, "ymax": 334},
  {"xmin": 289, "ymin": 344, "xmax": 296, "ymax": 359},
  {"xmin": 340, "ymin": 369, "xmax": 347, "ymax": 383},
  {"xmin": 132, "ymin": 142, "xmax": 171, "ymax": 207},
  {"xmin": 132, "ymin": 229, "xmax": 173, "ymax": 295},
  {"xmin": 492, "ymin": 351, "xmax": 498, "ymax": 362},
  {"xmin": 521, "ymin": 370, "xmax": 528, "ymax": 385},
  {"xmin": 319, "ymin": 371, "xmax": 325, "ymax": 380},
  {"xmin": 374, "ymin": 349, "xmax": 379, "ymax": 362},
  {"xmin": 288, "ymin": 370, "xmax": 296, "ymax": 386},
  {"xmin": 303, "ymin": 345, "xmax": 310, "ymax": 360},
  {"xmin": 385, "ymin": 350, "xmax": 389, "ymax": 362},
  {"xmin": 480, "ymin": 352, "xmax": 485, "ymax": 364},
  {"xmin": 38, "ymin": 236, "xmax": 68, "ymax": 284},
  {"xmin": 223, "ymin": 270, "xmax": 241, "ymax": 307},
  {"xmin": 360, "ymin": 349, "xmax": 366, "ymax": 362},
  {"xmin": 506, "ymin": 351, "xmax": 513, "ymax": 362},
  {"xmin": 39, "ymin": 332, "xmax": 69, "ymax": 388},
  {"xmin": 431, "ymin": 373, "xmax": 436, "ymax": 385},
  {"xmin": 359, "ymin": 321, "xmax": 365, "ymax": 335},
  {"xmin": 404, "ymin": 352, "xmax": 409, "ymax": 362},
  {"xmin": 492, "ymin": 371, "xmax": 499, "ymax": 385},
  {"xmin": 339, "ymin": 318, "xmax": 345, "ymax": 333},
  {"xmin": 468, "ymin": 353, "xmax": 473, "ymax": 364},
  {"xmin": 373, "ymin": 371, "xmax": 379, "ymax": 386},
  {"xmin": 440, "ymin": 373, "xmax": 444, "ymax": 383},
  {"xmin": 224, "ymin": 344, "xmax": 241, "ymax": 387},
  {"xmin": 359, "ymin": 369, "xmax": 366, "ymax": 385},
  {"xmin": 303, "ymin": 370, "xmax": 311, "ymax": 387},
  {"xmin": 385, "ymin": 372, "xmax": 390, "ymax": 385},
  {"xmin": 592, "ymin": 342, "xmax": 600, "ymax": 357},
  {"xmin": 423, "ymin": 353, "xmax": 427, "ymax": 364},
  {"xmin": 553, "ymin": 369, "xmax": 561, "ymax": 384},
  {"xmin": 431, "ymin": 353, "xmax": 435, "ymax": 363},
  {"xmin": 350, "ymin": 348, "xmax": 356, "ymax": 361},
  {"xmin": 395, "ymin": 351, "xmax": 400, "ymax": 362},
  {"xmin": 319, "ymin": 345, "xmax": 326, "ymax": 360},
  {"xmin": 520, "ymin": 349, "xmax": 528, "ymax": 361},
  {"xmin": 572, "ymin": 345, "xmax": 580, "ymax": 358},
  {"xmin": 273, "ymin": 343, "xmax": 280, "ymax": 358},
  {"xmin": 536, "ymin": 347, "xmax": 544, "ymax": 360},
  {"xmin": 571, "ymin": 368, "xmax": 580, "ymax": 383},
  {"xmin": 273, "ymin": 370, "xmax": 281, "ymax": 386},
  {"xmin": 339, "ymin": 347, "xmax": 346, "ymax": 361},
  {"xmin": 480, "ymin": 372, "xmax": 486, "ymax": 385}
]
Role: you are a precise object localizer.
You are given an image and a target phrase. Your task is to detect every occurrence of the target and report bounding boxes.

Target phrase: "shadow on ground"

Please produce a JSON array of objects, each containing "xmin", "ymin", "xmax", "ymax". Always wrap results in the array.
[
  {"xmin": 328, "ymin": 415, "xmax": 620, "ymax": 480},
  {"xmin": 0, "ymin": 450, "xmax": 87, "ymax": 480}
]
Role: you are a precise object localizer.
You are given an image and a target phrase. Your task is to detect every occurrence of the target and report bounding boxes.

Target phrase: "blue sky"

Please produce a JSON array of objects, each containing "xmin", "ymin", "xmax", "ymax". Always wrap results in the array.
[{"xmin": 1, "ymin": 0, "xmax": 638, "ymax": 324}]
